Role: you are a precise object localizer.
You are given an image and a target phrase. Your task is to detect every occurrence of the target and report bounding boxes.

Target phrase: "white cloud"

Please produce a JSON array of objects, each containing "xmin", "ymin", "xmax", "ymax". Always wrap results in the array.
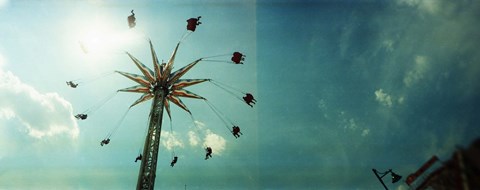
[
  {"xmin": 161, "ymin": 131, "xmax": 183, "ymax": 151},
  {"xmin": 337, "ymin": 112, "xmax": 371, "ymax": 138},
  {"xmin": 317, "ymin": 99, "xmax": 326, "ymax": 110},
  {"xmin": 397, "ymin": 96, "xmax": 405, "ymax": 104},
  {"xmin": 404, "ymin": 56, "xmax": 429, "ymax": 87},
  {"xmin": 0, "ymin": 108, "xmax": 15, "ymax": 119},
  {"xmin": 396, "ymin": 0, "xmax": 418, "ymax": 6},
  {"xmin": 317, "ymin": 99, "xmax": 329, "ymax": 119},
  {"xmin": 338, "ymin": 19, "xmax": 355, "ymax": 58},
  {"xmin": 375, "ymin": 89, "xmax": 393, "ymax": 107},
  {"xmin": 344, "ymin": 118, "xmax": 358, "ymax": 131},
  {"xmin": 194, "ymin": 120, "xmax": 206, "ymax": 128},
  {"xmin": 0, "ymin": 69, "xmax": 79, "ymax": 141},
  {"xmin": 188, "ymin": 120, "xmax": 204, "ymax": 146},
  {"xmin": 382, "ymin": 39, "xmax": 394, "ymax": 52},
  {"xmin": 397, "ymin": 0, "xmax": 465, "ymax": 18},
  {"xmin": 188, "ymin": 130, "xmax": 200, "ymax": 146},
  {"xmin": 361, "ymin": 129, "xmax": 370, "ymax": 137},
  {"xmin": 187, "ymin": 120, "xmax": 227, "ymax": 155},
  {"xmin": 203, "ymin": 129, "xmax": 226, "ymax": 155},
  {"xmin": 396, "ymin": 0, "xmax": 440, "ymax": 14}
]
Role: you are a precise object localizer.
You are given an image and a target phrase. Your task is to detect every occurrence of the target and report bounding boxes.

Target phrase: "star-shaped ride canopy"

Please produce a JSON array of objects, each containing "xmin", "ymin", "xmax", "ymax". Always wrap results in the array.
[{"xmin": 116, "ymin": 41, "xmax": 208, "ymax": 119}]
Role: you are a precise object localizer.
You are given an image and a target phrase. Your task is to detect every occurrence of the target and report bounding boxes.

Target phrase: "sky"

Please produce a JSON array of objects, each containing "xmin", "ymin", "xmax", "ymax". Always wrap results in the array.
[{"xmin": 0, "ymin": 0, "xmax": 480, "ymax": 189}]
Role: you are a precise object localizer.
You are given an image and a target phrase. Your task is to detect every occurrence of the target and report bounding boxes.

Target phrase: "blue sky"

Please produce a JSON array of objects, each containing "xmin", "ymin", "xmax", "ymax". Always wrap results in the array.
[{"xmin": 1, "ymin": 0, "xmax": 480, "ymax": 189}]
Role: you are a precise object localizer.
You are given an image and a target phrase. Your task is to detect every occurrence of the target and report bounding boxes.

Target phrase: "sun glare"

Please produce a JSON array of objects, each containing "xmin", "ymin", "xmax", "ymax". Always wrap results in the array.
[
  {"xmin": 66, "ymin": 13, "xmax": 145, "ymax": 62},
  {"xmin": 0, "ymin": 0, "xmax": 8, "ymax": 9},
  {"xmin": 79, "ymin": 22, "xmax": 144, "ymax": 55},
  {"xmin": 61, "ymin": 13, "xmax": 148, "ymax": 75}
]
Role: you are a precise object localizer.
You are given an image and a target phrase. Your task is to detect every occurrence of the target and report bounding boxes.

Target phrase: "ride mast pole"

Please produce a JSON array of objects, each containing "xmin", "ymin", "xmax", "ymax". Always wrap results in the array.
[{"xmin": 137, "ymin": 85, "xmax": 167, "ymax": 190}]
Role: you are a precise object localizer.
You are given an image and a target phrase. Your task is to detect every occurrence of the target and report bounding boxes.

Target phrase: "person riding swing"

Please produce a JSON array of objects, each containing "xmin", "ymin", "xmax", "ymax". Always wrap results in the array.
[
  {"xmin": 243, "ymin": 93, "xmax": 257, "ymax": 107},
  {"xmin": 75, "ymin": 114, "xmax": 87, "ymax": 120},
  {"xmin": 135, "ymin": 154, "xmax": 142, "ymax": 162},
  {"xmin": 232, "ymin": 125, "xmax": 242, "ymax": 138},
  {"xmin": 170, "ymin": 156, "xmax": 178, "ymax": 167},
  {"xmin": 128, "ymin": 10, "xmax": 136, "ymax": 28},
  {"xmin": 100, "ymin": 138, "xmax": 110, "ymax": 146},
  {"xmin": 231, "ymin": 52, "xmax": 245, "ymax": 64},
  {"xmin": 66, "ymin": 81, "xmax": 78, "ymax": 88},
  {"xmin": 186, "ymin": 16, "xmax": 202, "ymax": 32},
  {"xmin": 205, "ymin": 147, "xmax": 212, "ymax": 160}
]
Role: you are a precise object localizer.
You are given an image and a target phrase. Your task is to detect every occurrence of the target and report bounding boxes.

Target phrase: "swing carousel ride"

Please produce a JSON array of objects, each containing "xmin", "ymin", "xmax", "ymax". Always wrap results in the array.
[{"xmin": 67, "ymin": 11, "xmax": 255, "ymax": 190}]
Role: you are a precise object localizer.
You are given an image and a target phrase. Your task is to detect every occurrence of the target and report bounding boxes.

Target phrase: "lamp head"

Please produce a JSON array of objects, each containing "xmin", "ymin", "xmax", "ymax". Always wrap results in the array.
[{"xmin": 391, "ymin": 172, "xmax": 402, "ymax": 183}]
